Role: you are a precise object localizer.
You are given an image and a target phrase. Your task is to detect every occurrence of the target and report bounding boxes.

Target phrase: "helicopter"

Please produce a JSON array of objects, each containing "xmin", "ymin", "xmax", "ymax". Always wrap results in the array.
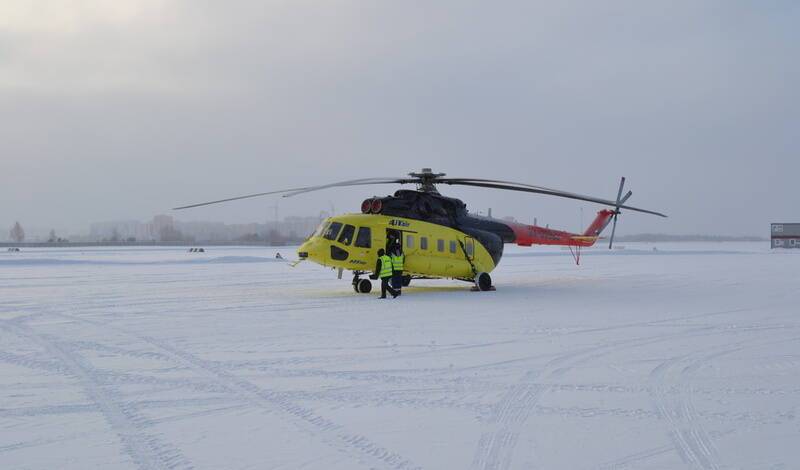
[{"xmin": 174, "ymin": 168, "xmax": 666, "ymax": 293}]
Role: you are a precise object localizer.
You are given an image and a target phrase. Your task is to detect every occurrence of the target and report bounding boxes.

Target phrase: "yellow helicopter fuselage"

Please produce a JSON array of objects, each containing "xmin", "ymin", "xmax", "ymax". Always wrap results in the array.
[{"xmin": 297, "ymin": 214, "xmax": 496, "ymax": 280}]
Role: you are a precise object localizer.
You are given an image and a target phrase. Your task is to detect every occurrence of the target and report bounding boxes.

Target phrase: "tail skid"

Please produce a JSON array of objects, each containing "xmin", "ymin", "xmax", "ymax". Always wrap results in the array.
[{"xmin": 567, "ymin": 209, "xmax": 614, "ymax": 265}]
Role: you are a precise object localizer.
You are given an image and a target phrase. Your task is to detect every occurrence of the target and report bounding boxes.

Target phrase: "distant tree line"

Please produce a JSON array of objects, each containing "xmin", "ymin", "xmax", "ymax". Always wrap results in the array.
[
  {"xmin": 616, "ymin": 233, "xmax": 766, "ymax": 242},
  {"xmin": 9, "ymin": 222, "xmax": 24, "ymax": 242},
  {"xmin": 48, "ymin": 229, "xmax": 68, "ymax": 243},
  {"xmin": 7, "ymin": 223, "xmax": 71, "ymax": 243}
]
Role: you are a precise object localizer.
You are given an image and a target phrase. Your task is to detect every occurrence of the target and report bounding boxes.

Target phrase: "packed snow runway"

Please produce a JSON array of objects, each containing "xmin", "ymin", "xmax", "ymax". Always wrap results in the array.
[{"xmin": 1, "ymin": 243, "xmax": 798, "ymax": 469}]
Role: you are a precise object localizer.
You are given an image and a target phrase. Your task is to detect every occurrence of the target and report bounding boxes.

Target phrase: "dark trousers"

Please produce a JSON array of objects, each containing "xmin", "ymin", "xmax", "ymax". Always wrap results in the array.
[
  {"xmin": 380, "ymin": 277, "xmax": 397, "ymax": 298},
  {"xmin": 391, "ymin": 272, "xmax": 403, "ymax": 296}
]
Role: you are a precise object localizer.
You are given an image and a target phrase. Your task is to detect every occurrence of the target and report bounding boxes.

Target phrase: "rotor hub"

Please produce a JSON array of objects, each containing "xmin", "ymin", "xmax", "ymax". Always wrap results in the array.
[{"xmin": 408, "ymin": 168, "xmax": 446, "ymax": 193}]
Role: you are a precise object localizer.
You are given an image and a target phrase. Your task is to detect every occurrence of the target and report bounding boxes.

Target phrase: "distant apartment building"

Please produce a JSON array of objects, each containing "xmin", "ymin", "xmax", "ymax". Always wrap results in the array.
[
  {"xmin": 173, "ymin": 221, "xmax": 230, "ymax": 241},
  {"xmin": 88, "ymin": 213, "xmax": 328, "ymax": 243},
  {"xmin": 771, "ymin": 223, "xmax": 800, "ymax": 248},
  {"xmin": 90, "ymin": 220, "xmax": 156, "ymax": 241},
  {"xmin": 282, "ymin": 216, "xmax": 326, "ymax": 239},
  {"xmin": 152, "ymin": 215, "xmax": 175, "ymax": 235},
  {"xmin": 90, "ymin": 215, "xmax": 182, "ymax": 241}
]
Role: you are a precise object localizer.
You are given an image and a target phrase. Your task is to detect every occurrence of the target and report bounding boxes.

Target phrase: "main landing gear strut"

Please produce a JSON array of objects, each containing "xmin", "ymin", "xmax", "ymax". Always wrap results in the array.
[
  {"xmin": 352, "ymin": 273, "xmax": 372, "ymax": 294},
  {"xmin": 457, "ymin": 239, "xmax": 494, "ymax": 292},
  {"xmin": 471, "ymin": 272, "xmax": 495, "ymax": 292}
]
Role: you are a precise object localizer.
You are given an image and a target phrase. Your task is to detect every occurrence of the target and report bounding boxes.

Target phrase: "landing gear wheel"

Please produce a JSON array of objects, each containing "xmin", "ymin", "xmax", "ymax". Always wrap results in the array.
[
  {"xmin": 475, "ymin": 272, "xmax": 493, "ymax": 291},
  {"xmin": 354, "ymin": 278, "xmax": 372, "ymax": 294},
  {"xmin": 401, "ymin": 275, "xmax": 411, "ymax": 287}
]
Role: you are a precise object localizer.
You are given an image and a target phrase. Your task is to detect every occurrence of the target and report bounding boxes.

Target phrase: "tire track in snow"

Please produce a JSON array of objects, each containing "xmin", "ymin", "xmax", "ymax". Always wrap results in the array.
[
  {"xmin": 0, "ymin": 350, "xmax": 70, "ymax": 374},
  {"xmin": 434, "ymin": 307, "xmax": 763, "ymax": 382},
  {"xmin": 471, "ymin": 384, "xmax": 542, "ymax": 470},
  {"xmin": 597, "ymin": 444, "xmax": 674, "ymax": 470},
  {"xmin": 647, "ymin": 334, "xmax": 800, "ymax": 470},
  {"xmin": 469, "ymin": 333, "xmax": 687, "ymax": 469},
  {"xmin": 0, "ymin": 430, "xmax": 104, "ymax": 455},
  {"xmin": 0, "ymin": 318, "xmax": 193, "ymax": 470},
  {"xmin": 649, "ymin": 352, "xmax": 721, "ymax": 470},
  {"xmin": 136, "ymin": 333, "xmax": 421, "ymax": 470},
  {"xmin": 54, "ymin": 312, "xmax": 422, "ymax": 470},
  {"xmin": 5, "ymin": 312, "xmax": 485, "ymax": 458},
  {"xmin": 469, "ymin": 323, "xmax": 785, "ymax": 470},
  {"xmin": 0, "ymin": 398, "xmax": 240, "ymax": 420},
  {"xmin": 469, "ymin": 327, "xmax": 715, "ymax": 470}
]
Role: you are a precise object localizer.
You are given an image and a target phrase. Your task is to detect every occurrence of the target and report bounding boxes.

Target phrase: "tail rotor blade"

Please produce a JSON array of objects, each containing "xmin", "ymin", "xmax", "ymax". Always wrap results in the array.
[
  {"xmin": 615, "ymin": 177, "xmax": 626, "ymax": 205},
  {"xmin": 609, "ymin": 214, "xmax": 618, "ymax": 249},
  {"xmin": 609, "ymin": 177, "xmax": 626, "ymax": 249}
]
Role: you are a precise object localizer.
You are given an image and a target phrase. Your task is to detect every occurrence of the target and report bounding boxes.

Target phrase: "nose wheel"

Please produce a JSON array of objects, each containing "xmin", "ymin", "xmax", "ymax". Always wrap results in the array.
[{"xmin": 352, "ymin": 276, "xmax": 372, "ymax": 294}]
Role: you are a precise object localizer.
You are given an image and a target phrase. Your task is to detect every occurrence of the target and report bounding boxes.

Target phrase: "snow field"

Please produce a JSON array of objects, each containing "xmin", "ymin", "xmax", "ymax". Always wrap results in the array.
[{"xmin": 1, "ymin": 243, "xmax": 798, "ymax": 469}]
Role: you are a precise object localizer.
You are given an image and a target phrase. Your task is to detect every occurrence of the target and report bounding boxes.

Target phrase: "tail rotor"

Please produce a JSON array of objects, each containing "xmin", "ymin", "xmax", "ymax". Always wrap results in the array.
[{"xmin": 608, "ymin": 177, "xmax": 632, "ymax": 249}]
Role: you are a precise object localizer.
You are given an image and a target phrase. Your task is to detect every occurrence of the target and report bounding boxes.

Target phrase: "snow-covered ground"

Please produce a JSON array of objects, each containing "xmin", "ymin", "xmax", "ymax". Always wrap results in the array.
[{"xmin": 1, "ymin": 243, "xmax": 798, "ymax": 469}]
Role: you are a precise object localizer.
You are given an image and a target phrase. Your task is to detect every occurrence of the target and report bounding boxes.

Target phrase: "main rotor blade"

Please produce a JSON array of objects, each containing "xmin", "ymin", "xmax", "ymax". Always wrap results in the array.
[
  {"xmin": 441, "ymin": 177, "xmax": 590, "ymax": 196},
  {"xmin": 173, "ymin": 177, "xmax": 412, "ymax": 210},
  {"xmin": 281, "ymin": 177, "xmax": 416, "ymax": 198},
  {"xmin": 173, "ymin": 187, "xmax": 311, "ymax": 210},
  {"xmin": 441, "ymin": 180, "xmax": 668, "ymax": 217}
]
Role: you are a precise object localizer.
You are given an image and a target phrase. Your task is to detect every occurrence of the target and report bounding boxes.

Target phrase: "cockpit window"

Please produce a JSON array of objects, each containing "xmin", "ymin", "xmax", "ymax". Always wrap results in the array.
[
  {"xmin": 323, "ymin": 222, "xmax": 342, "ymax": 240},
  {"xmin": 355, "ymin": 227, "xmax": 371, "ymax": 248},
  {"xmin": 338, "ymin": 224, "xmax": 355, "ymax": 245},
  {"xmin": 314, "ymin": 221, "xmax": 329, "ymax": 237}
]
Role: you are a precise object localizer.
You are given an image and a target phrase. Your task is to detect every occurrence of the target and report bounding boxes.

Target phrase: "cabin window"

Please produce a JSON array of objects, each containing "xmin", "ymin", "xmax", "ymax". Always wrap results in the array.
[
  {"xmin": 420, "ymin": 236, "xmax": 428, "ymax": 250},
  {"xmin": 355, "ymin": 227, "xmax": 371, "ymax": 248},
  {"xmin": 406, "ymin": 234, "xmax": 414, "ymax": 249},
  {"xmin": 338, "ymin": 224, "xmax": 355, "ymax": 245},
  {"xmin": 465, "ymin": 238, "xmax": 474, "ymax": 257},
  {"xmin": 449, "ymin": 240, "xmax": 457, "ymax": 253},
  {"xmin": 437, "ymin": 239, "xmax": 445, "ymax": 252},
  {"xmin": 323, "ymin": 222, "xmax": 342, "ymax": 241}
]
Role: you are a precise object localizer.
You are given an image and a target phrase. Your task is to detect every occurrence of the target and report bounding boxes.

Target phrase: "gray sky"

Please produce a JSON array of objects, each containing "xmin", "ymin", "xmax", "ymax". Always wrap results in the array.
[{"xmin": 2, "ymin": 1, "xmax": 798, "ymax": 237}]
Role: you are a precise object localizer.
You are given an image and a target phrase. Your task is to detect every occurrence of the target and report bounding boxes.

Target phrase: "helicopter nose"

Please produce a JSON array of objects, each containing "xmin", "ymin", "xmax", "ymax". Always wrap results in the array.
[{"xmin": 297, "ymin": 239, "xmax": 318, "ymax": 261}]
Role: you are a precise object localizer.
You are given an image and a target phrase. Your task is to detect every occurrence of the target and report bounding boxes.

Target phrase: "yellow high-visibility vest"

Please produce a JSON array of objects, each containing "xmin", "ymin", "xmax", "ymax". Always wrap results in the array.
[
  {"xmin": 391, "ymin": 253, "xmax": 404, "ymax": 272},
  {"xmin": 379, "ymin": 255, "xmax": 393, "ymax": 278}
]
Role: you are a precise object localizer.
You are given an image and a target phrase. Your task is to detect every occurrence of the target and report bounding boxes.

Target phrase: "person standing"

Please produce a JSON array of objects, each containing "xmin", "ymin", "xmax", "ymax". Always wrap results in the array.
[
  {"xmin": 386, "ymin": 229, "xmax": 401, "ymax": 254},
  {"xmin": 390, "ymin": 245, "xmax": 405, "ymax": 297},
  {"xmin": 370, "ymin": 249, "xmax": 397, "ymax": 299}
]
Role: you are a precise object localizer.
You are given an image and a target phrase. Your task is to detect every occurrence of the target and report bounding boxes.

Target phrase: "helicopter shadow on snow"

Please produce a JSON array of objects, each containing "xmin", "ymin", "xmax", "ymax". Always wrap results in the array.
[{"xmin": 298, "ymin": 276, "xmax": 611, "ymax": 300}]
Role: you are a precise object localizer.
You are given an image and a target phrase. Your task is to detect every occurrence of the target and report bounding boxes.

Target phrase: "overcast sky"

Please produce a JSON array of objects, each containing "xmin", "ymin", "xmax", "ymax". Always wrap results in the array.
[{"xmin": 2, "ymin": 1, "xmax": 798, "ymax": 238}]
